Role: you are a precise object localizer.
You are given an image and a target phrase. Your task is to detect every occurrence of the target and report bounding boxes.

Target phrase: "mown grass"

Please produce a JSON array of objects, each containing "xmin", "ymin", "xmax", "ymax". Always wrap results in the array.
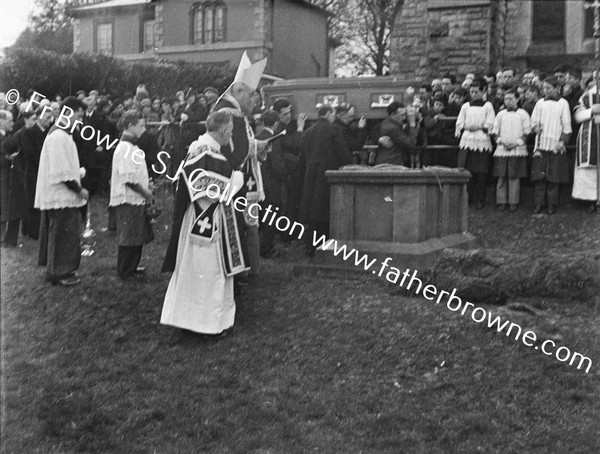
[{"xmin": 1, "ymin": 189, "xmax": 599, "ymax": 453}]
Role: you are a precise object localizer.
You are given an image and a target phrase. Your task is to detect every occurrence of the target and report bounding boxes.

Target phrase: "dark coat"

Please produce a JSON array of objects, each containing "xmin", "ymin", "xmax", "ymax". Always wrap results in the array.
[
  {"xmin": 333, "ymin": 118, "xmax": 367, "ymax": 152},
  {"xmin": 257, "ymin": 128, "xmax": 286, "ymax": 206},
  {"xmin": 0, "ymin": 132, "xmax": 10, "ymax": 222},
  {"xmin": 298, "ymin": 118, "xmax": 352, "ymax": 225},
  {"xmin": 81, "ymin": 109, "xmax": 107, "ymax": 170},
  {"xmin": 3, "ymin": 127, "xmax": 28, "ymax": 220},
  {"xmin": 376, "ymin": 116, "xmax": 416, "ymax": 165},
  {"xmin": 21, "ymin": 124, "xmax": 48, "ymax": 207}
]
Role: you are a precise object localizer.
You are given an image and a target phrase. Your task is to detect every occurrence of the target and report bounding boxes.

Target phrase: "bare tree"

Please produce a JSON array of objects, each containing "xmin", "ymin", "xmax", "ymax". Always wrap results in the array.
[
  {"xmin": 13, "ymin": 0, "xmax": 75, "ymax": 53},
  {"xmin": 309, "ymin": 0, "xmax": 404, "ymax": 76}
]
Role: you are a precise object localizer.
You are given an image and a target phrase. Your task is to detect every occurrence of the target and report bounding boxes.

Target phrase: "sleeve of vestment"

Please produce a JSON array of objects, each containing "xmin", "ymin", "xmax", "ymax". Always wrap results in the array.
[
  {"xmin": 46, "ymin": 132, "xmax": 80, "ymax": 185},
  {"xmin": 455, "ymin": 104, "xmax": 467, "ymax": 137},
  {"xmin": 484, "ymin": 103, "xmax": 496, "ymax": 132},
  {"xmin": 492, "ymin": 110, "xmax": 502, "ymax": 137},
  {"xmin": 560, "ymin": 99, "xmax": 572, "ymax": 135},
  {"xmin": 520, "ymin": 110, "xmax": 532, "ymax": 136}
]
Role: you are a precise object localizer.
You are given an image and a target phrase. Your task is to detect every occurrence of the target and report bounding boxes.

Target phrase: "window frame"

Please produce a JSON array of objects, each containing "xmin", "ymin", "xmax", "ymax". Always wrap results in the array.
[
  {"xmin": 531, "ymin": 0, "xmax": 566, "ymax": 43},
  {"xmin": 143, "ymin": 19, "xmax": 155, "ymax": 52},
  {"xmin": 584, "ymin": 0, "xmax": 597, "ymax": 39},
  {"xmin": 94, "ymin": 20, "xmax": 114, "ymax": 55},
  {"xmin": 189, "ymin": 1, "xmax": 227, "ymax": 45}
]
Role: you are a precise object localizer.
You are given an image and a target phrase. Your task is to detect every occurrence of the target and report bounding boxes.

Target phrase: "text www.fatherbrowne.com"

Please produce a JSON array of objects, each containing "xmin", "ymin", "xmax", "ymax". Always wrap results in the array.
[{"xmin": 311, "ymin": 231, "xmax": 593, "ymax": 374}]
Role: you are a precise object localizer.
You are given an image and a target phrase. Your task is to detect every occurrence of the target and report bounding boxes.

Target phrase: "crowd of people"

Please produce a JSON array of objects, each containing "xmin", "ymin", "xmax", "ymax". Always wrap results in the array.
[
  {"xmin": 372, "ymin": 65, "xmax": 598, "ymax": 214},
  {"xmin": 0, "ymin": 57, "xmax": 598, "ymax": 336}
]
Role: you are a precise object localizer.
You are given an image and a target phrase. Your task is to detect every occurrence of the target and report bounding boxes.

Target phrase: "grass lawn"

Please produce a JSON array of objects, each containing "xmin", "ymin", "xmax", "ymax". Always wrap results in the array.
[{"xmin": 1, "ymin": 188, "xmax": 599, "ymax": 453}]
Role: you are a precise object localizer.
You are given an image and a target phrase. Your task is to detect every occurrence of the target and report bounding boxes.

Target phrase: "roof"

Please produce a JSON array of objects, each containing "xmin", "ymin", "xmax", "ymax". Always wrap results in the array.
[
  {"xmin": 286, "ymin": 0, "xmax": 331, "ymax": 16},
  {"xmin": 72, "ymin": 0, "xmax": 151, "ymax": 12}
]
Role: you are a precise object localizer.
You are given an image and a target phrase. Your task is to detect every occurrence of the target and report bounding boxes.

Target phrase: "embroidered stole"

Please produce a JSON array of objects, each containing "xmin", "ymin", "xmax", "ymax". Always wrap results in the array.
[{"xmin": 183, "ymin": 149, "xmax": 247, "ymax": 276}]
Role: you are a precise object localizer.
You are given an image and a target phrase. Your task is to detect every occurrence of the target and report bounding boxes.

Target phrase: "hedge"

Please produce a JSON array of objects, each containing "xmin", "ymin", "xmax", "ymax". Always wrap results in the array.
[{"xmin": 0, "ymin": 47, "xmax": 235, "ymax": 99}]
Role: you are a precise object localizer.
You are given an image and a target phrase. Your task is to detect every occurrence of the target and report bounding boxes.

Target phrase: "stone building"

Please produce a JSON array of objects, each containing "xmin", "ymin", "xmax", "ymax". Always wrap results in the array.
[
  {"xmin": 71, "ymin": 0, "xmax": 331, "ymax": 78},
  {"xmin": 390, "ymin": 0, "xmax": 597, "ymax": 81}
]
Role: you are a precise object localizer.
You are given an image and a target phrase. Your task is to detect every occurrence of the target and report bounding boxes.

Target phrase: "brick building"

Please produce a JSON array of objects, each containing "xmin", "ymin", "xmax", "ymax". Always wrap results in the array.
[
  {"xmin": 71, "ymin": 0, "xmax": 332, "ymax": 78},
  {"xmin": 390, "ymin": 0, "xmax": 597, "ymax": 82}
]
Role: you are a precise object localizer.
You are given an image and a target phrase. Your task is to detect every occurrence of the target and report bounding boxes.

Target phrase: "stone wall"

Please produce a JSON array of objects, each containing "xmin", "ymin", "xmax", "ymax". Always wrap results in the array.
[
  {"xmin": 390, "ymin": 0, "xmax": 493, "ymax": 82},
  {"xmin": 389, "ymin": 0, "xmax": 594, "ymax": 82}
]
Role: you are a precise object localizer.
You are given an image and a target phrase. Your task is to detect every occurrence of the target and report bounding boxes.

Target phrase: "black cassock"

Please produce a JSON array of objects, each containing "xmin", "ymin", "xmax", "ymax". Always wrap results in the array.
[{"xmin": 298, "ymin": 118, "xmax": 352, "ymax": 233}]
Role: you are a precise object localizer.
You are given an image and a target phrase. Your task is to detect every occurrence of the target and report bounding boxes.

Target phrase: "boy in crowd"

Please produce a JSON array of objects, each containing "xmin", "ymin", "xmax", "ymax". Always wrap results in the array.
[
  {"xmin": 521, "ymin": 85, "xmax": 540, "ymax": 116},
  {"xmin": 492, "ymin": 89, "xmax": 531, "ymax": 212},
  {"xmin": 530, "ymin": 76, "xmax": 572, "ymax": 215},
  {"xmin": 456, "ymin": 77, "xmax": 496, "ymax": 208},
  {"xmin": 422, "ymin": 99, "xmax": 446, "ymax": 166}
]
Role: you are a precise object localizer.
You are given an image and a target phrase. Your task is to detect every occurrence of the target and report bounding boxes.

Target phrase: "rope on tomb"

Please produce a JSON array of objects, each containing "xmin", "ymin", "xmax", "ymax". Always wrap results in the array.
[
  {"xmin": 337, "ymin": 164, "xmax": 469, "ymax": 193},
  {"xmin": 421, "ymin": 166, "xmax": 444, "ymax": 192}
]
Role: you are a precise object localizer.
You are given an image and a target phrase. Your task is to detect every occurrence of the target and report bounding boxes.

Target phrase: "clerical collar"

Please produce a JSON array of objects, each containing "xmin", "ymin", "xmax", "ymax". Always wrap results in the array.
[
  {"xmin": 470, "ymin": 99, "xmax": 485, "ymax": 107},
  {"xmin": 121, "ymin": 133, "xmax": 138, "ymax": 145},
  {"xmin": 203, "ymin": 132, "xmax": 222, "ymax": 150}
]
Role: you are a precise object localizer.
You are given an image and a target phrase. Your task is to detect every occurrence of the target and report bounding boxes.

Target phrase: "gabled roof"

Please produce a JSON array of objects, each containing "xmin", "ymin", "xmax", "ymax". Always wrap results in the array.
[
  {"xmin": 72, "ymin": 0, "xmax": 151, "ymax": 12},
  {"xmin": 285, "ymin": 0, "xmax": 331, "ymax": 16}
]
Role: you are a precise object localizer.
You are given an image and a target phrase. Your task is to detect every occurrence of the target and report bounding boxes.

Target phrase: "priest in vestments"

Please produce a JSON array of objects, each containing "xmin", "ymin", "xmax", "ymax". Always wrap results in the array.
[
  {"xmin": 211, "ymin": 51, "xmax": 268, "ymax": 280},
  {"xmin": 572, "ymin": 82, "xmax": 600, "ymax": 213},
  {"xmin": 161, "ymin": 111, "xmax": 246, "ymax": 335}
]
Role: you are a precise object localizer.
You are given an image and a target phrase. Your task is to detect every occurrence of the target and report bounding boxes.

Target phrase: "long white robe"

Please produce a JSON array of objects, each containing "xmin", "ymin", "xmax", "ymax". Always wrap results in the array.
[
  {"xmin": 160, "ymin": 134, "xmax": 241, "ymax": 334},
  {"xmin": 572, "ymin": 86, "xmax": 599, "ymax": 202}
]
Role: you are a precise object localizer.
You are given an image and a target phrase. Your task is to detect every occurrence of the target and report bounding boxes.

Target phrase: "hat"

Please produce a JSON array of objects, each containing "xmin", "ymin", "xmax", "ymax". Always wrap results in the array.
[
  {"xmin": 97, "ymin": 98, "xmax": 110, "ymax": 111},
  {"xmin": 204, "ymin": 86, "xmax": 219, "ymax": 95},
  {"xmin": 232, "ymin": 51, "xmax": 267, "ymax": 91},
  {"xmin": 139, "ymin": 98, "xmax": 151, "ymax": 108}
]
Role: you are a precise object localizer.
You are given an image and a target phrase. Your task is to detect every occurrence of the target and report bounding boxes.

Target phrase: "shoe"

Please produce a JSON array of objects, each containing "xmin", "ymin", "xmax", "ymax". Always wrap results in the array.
[
  {"xmin": 497, "ymin": 204, "xmax": 506, "ymax": 212},
  {"xmin": 547, "ymin": 205, "xmax": 556, "ymax": 215},
  {"xmin": 509, "ymin": 204, "xmax": 518, "ymax": 212},
  {"xmin": 53, "ymin": 276, "xmax": 81, "ymax": 286},
  {"xmin": 533, "ymin": 205, "xmax": 543, "ymax": 214}
]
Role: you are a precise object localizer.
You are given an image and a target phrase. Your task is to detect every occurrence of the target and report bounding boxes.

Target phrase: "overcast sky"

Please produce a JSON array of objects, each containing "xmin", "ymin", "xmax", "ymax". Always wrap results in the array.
[{"xmin": 0, "ymin": 0, "xmax": 36, "ymax": 49}]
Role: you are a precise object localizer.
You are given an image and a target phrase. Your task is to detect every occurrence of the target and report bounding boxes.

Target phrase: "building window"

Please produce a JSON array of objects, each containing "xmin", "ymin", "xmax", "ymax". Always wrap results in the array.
[
  {"xmin": 215, "ymin": 5, "xmax": 225, "ymax": 42},
  {"xmin": 143, "ymin": 20, "xmax": 155, "ymax": 51},
  {"xmin": 532, "ymin": 0, "xmax": 565, "ymax": 42},
  {"xmin": 96, "ymin": 22, "xmax": 113, "ymax": 54},
  {"xmin": 584, "ymin": 0, "xmax": 597, "ymax": 39},
  {"xmin": 203, "ymin": 7, "xmax": 214, "ymax": 43},
  {"xmin": 190, "ymin": 2, "xmax": 226, "ymax": 44},
  {"xmin": 193, "ymin": 7, "xmax": 203, "ymax": 44}
]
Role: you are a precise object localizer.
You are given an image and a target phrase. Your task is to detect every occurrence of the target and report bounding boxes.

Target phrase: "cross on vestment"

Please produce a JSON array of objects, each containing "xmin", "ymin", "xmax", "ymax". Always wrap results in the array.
[
  {"xmin": 246, "ymin": 177, "xmax": 255, "ymax": 191},
  {"xmin": 197, "ymin": 217, "xmax": 212, "ymax": 233}
]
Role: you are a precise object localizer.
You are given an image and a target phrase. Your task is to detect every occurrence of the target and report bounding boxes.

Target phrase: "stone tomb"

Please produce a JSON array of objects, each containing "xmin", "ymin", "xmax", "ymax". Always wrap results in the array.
[{"xmin": 315, "ymin": 166, "xmax": 475, "ymax": 272}]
